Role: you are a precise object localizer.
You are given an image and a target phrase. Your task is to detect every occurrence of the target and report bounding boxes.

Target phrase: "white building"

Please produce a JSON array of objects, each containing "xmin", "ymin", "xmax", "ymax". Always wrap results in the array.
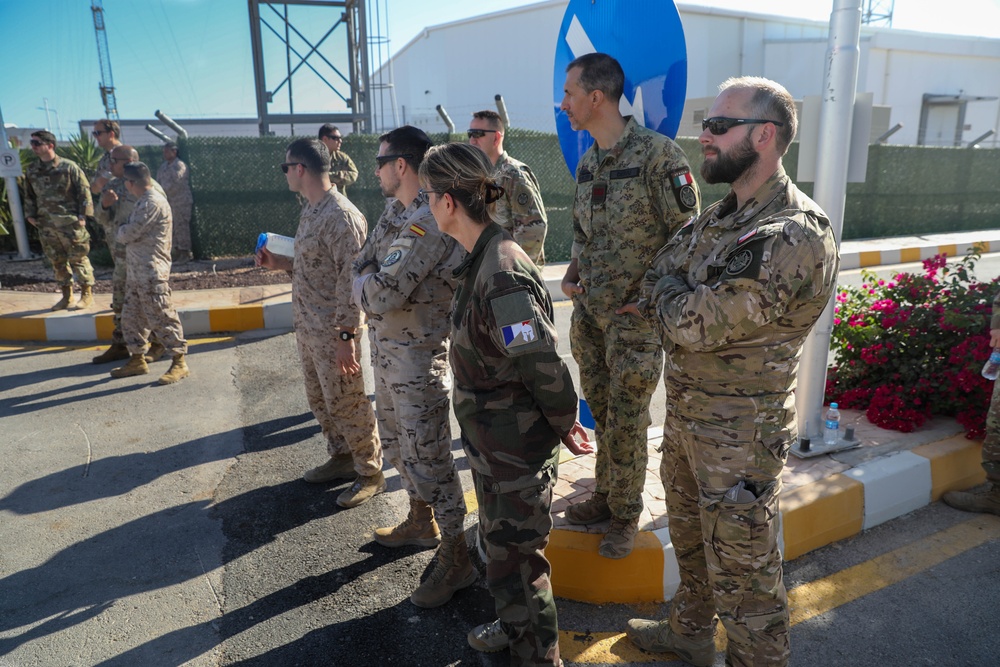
[{"xmin": 372, "ymin": 1, "xmax": 1000, "ymax": 147}]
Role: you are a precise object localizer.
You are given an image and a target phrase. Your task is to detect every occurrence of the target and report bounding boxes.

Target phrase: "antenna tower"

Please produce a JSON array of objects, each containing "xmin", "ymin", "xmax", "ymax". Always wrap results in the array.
[
  {"xmin": 861, "ymin": 0, "xmax": 894, "ymax": 27},
  {"xmin": 91, "ymin": 0, "xmax": 119, "ymax": 119}
]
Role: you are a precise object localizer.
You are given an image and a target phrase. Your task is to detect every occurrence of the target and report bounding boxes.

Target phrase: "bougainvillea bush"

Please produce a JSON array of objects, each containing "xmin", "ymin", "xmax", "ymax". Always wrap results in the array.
[{"xmin": 825, "ymin": 248, "xmax": 1000, "ymax": 439}]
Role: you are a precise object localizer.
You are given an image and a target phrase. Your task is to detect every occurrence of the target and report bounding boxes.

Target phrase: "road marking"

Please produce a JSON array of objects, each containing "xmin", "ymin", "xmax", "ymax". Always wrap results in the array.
[
  {"xmin": 558, "ymin": 515, "xmax": 1000, "ymax": 663},
  {"xmin": 0, "ymin": 336, "xmax": 236, "ymax": 353}
]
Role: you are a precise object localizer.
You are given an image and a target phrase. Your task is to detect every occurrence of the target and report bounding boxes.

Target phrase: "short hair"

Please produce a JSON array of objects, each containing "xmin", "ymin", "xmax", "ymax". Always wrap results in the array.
[
  {"xmin": 419, "ymin": 143, "xmax": 504, "ymax": 226},
  {"xmin": 163, "ymin": 141, "xmax": 178, "ymax": 151},
  {"xmin": 719, "ymin": 76, "xmax": 798, "ymax": 155},
  {"xmin": 286, "ymin": 137, "xmax": 331, "ymax": 174},
  {"xmin": 567, "ymin": 52, "xmax": 624, "ymax": 102},
  {"xmin": 318, "ymin": 123, "xmax": 341, "ymax": 140},
  {"xmin": 31, "ymin": 130, "xmax": 56, "ymax": 146},
  {"xmin": 111, "ymin": 144, "xmax": 139, "ymax": 162},
  {"xmin": 378, "ymin": 125, "xmax": 433, "ymax": 171},
  {"xmin": 123, "ymin": 161, "xmax": 152, "ymax": 185},
  {"xmin": 94, "ymin": 119, "xmax": 121, "ymax": 139},
  {"xmin": 471, "ymin": 110, "xmax": 504, "ymax": 132}
]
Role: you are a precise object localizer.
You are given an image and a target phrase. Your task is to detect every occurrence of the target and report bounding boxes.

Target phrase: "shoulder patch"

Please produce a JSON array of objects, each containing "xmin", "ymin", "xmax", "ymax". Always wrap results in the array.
[
  {"xmin": 722, "ymin": 235, "xmax": 767, "ymax": 279},
  {"xmin": 577, "ymin": 170, "xmax": 594, "ymax": 184},
  {"xmin": 409, "ymin": 223, "xmax": 426, "ymax": 237},
  {"xmin": 516, "ymin": 192, "xmax": 530, "ymax": 207},
  {"xmin": 489, "ymin": 289, "xmax": 547, "ymax": 356},
  {"xmin": 380, "ymin": 237, "xmax": 415, "ymax": 276},
  {"xmin": 670, "ymin": 168, "xmax": 697, "ymax": 212}
]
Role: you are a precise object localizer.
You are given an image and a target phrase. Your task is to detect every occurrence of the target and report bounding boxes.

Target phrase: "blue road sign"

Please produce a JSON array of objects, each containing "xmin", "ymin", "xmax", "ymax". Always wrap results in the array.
[{"xmin": 552, "ymin": 0, "xmax": 689, "ymax": 176}]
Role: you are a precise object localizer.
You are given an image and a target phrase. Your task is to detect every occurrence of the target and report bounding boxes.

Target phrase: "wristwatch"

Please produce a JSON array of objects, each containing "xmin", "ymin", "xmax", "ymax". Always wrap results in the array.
[{"xmin": 339, "ymin": 330, "xmax": 355, "ymax": 341}]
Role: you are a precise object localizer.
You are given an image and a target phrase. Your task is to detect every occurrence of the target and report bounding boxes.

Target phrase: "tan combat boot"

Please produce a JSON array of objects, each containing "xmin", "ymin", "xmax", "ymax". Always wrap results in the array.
[
  {"xmin": 625, "ymin": 619, "xmax": 715, "ymax": 666},
  {"xmin": 943, "ymin": 483, "xmax": 1000, "ymax": 516},
  {"xmin": 374, "ymin": 498, "xmax": 441, "ymax": 549},
  {"xmin": 410, "ymin": 532, "xmax": 478, "ymax": 608},
  {"xmin": 51, "ymin": 285, "xmax": 73, "ymax": 311},
  {"xmin": 336, "ymin": 471, "xmax": 386, "ymax": 508},
  {"xmin": 467, "ymin": 618, "xmax": 509, "ymax": 653},
  {"xmin": 144, "ymin": 342, "xmax": 167, "ymax": 363},
  {"xmin": 72, "ymin": 284, "xmax": 94, "ymax": 310},
  {"xmin": 599, "ymin": 516, "xmax": 639, "ymax": 559},
  {"xmin": 92, "ymin": 343, "xmax": 130, "ymax": 364},
  {"xmin": 303, "ymin": 454, "xmax": 356, "ymax": 483},
  {"xmin": 565, "ymin": 491, "xmax": 611, "ymax": 525},
  {"xmin": 110, "ymin": 354, "xmax": 149, "ymax": 378},
  {"xmin": 158, "ymin": 354, "xmax": 190, "ymax": 385}
]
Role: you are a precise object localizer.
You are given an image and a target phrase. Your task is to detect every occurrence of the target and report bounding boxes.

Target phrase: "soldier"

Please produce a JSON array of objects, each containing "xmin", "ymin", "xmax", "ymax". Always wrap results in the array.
[
  {"xmin": 558, "ymin": 53, "xmax": 701, "ymax": 559},
  {"xmin": 21, "ymin": 130, "xmax": 96, "ymax": 311},
  {"xmin": 468, "ymin": 109, "xmax": 547, "ymax": 265},
  {"xmin": 351, "ymin": 126, "xmax": 471, "ymax": 608},
  {"xmin": 256, "ymin": 138, "xmax": 384, "ymax": 509},
  {"xmin": 90, "ymin": 119, "xmax": 122, "ymax": 197},
  {"xmin": 156, "ymin": 141, "xmax": 194, "ymax": 263},
  {"xmin": 110, "ymin": 161, "xmax": 190, "ymax": 385},
  {"xmin": 623, "ymin": 77, "xmax": 840, "ymax": 667},
  {"xmin": 318, "ymin": 124, "xmax": 358, "ymax": 195},
  {"xmin": 419, "ymin": 142, "xmax": 592, "ymax": 665},
  {"xmin": 92, "ymin": 145, "xmax": 169, "ymax": 364}
]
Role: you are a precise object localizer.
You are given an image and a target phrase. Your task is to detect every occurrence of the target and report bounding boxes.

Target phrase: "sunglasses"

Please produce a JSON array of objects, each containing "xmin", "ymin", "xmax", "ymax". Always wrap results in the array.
[
  {"xmin": 29, "ymin": 139, "xmax": 47, "ymax": 147},
  {"xmin": 467, "ymin": 129, "xmax": 499, "ymax": 140},
  {"xmin": 701, "ymin": 117, "xmax": 785, "ymax": 136},
  {"xmin": 418, "ymin": 188, "xmax": 444, "ymax": 199},
  {"xmin": 375, "ymin": 153, "xmax": 412, "ymax": 168},
  {"xmin": 326, "ymin": 135, "xmax": 343, "ymax": 141},
  {"xmin": 91, "ymin": 129, "xmax": 109, "ymax": 137},
  {"xmin": 280, "ymin": 162, "xmax": 305, "ymax": 173}
]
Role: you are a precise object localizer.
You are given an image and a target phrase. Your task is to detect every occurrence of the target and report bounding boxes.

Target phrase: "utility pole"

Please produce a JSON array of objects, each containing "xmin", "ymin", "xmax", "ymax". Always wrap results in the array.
[{"xmin": 91, "ymin": 0, "xmax": 119, "ymax": 119}]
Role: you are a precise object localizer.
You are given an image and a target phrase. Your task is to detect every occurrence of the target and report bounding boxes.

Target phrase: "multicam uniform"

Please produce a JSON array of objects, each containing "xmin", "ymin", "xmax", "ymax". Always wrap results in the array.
[
  {"xmin": 982, "ymin": 291, "xmax": 1000, "ymax": 482},
  {"xmin": 329, "ymin": 150, "xmax": 359, "ymax": 195},
  {"xmin": 570, "ymin": 116, "xmax": 700, "ymax": 522},
  {"xmin": 492, "ymin": 152, "xmax": 547, "ymax": 265},
  {"xmin": 115, "ymin": 189, "xmax": 187, "ymax": 357},
  {"xmin": 640, "ymin": 166, "xmax": 839, "ymax": 667},
  {"xmin": 351, "ymin": 192, "xmax": 466, "ymax": 536},
  {"xmin": 293, "ymin": 189, "xmax": 382, "ymax": 477},
  {"xmin": 451, "ymin": 223, "xmax": 578, "ymax": 666},
  {"xmin": 21, "ymin": 156, "xmax": 95, "ymax": 287},
  {"xmin": 157, "ymin": 158, "xmax": 194, "ymax": 257}
]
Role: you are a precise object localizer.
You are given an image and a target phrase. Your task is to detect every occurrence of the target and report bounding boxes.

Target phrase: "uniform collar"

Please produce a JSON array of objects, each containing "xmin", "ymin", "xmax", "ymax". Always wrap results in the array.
[
  {"xmin": 715, "ymin": 165, "xmax": 788, "ymax": 226},
  {"xmin": 453, "ymin": 223, "xmax": 502, "ymax": 278}
]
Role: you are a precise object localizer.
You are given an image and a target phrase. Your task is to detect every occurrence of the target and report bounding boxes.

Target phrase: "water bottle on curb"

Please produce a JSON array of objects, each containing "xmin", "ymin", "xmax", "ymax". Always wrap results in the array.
[
  {"xmin": 982, "ymin": 348, "xmax": 1000, "ymax": 381},
  {"xmin": 256, "ymin": 232, "xmax": 295, "ymax": 259},
  {"xmin": 823, "ymin": 403, "xmax": 841, "ymax": 446}
]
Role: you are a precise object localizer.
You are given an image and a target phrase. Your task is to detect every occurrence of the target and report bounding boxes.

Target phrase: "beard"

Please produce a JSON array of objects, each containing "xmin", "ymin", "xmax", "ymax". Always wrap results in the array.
[{"xmin": 700, "ymin": 133, "xmax": 759, "ymax": 185}]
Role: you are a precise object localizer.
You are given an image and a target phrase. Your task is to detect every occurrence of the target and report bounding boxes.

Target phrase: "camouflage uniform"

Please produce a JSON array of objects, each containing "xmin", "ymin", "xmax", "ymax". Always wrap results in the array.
[
  {"xmin": 570, "ymin": 116, "xmax": 700, "ymax": 521},
  {"xmin": 293, "ymin": 189, "xmax": 382, "ymax": 477},
  {"xmin": 21, "ymin": 156, "xmax": 96, "ymax": 287},
  {"xmin": 115, "ymin": 189, "xmax": 188, "ymax": 356},
  {"xmin": 492, "ymin": 152, "xmax": 547, "ymax": 265},
  {"xmin": 451, "ymin": 223, "xmax": 579, "ymax": 666},
  {"xmin": 640, "ymin": 166, "xmax": 839, "ymax": 667},
  {"xmin": 981, "ymin": 290, "xmax": 1000, "ymax": 482},
  {"xmin": 351, "ymin": 192, "xmax": 466, "ymax": 535},
  {"xmin": 157, "ymin": 157, "xmax": 194, "ymax": 256},
  {"xmin": 329, "ymin": 150, "xmax": 359, "ymax": 195}
]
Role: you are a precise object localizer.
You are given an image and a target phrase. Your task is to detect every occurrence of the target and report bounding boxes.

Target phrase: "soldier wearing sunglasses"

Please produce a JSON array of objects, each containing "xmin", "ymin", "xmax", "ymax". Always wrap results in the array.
[
  {"xmin": 318, "ymin": 123, "xmax": 359, "ymax": 195},
  {"xmin": 624, "ymin": 77, "xmax": 839, "ymax": 667},
  {"xmin": 90, "ymin": 119, "xmax": 122, "ymax": 196}
]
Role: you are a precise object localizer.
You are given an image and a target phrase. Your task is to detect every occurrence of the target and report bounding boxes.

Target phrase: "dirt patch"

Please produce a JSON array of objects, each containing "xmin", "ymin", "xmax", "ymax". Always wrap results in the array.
[{"xmin": 0, "ymin": 254, "xmax": 289, "ymax": 293}]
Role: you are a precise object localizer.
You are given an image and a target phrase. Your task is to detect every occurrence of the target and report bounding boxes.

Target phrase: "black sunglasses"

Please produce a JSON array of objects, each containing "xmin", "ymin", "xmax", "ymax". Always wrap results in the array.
[
  {"xmin": 375, "ymin": 153, "xmax": 412, "ymax": 168},
  {"xmin": 91, "ymin": 130, "xmax": 109, "ymax": 137},
  {"xmin": 325, "ymin": 134, "xmax": 343, "ymax": 140},
  {"xmin": 280, "ymin": 162, "xmax": 305, "ymax": 173},
  {"xmin": 701, "ymin": 117, "xmax": 785, "ymax": 136},
  {"xmin": 467, "ymin": 129, "xmax": 499, "ymax": 140}
]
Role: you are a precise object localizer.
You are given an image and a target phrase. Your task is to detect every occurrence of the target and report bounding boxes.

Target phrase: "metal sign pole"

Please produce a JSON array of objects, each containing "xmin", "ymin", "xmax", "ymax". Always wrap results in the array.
[{"xmin": 0, "ymin": 102, "xmax": 31, "ymax": 259}]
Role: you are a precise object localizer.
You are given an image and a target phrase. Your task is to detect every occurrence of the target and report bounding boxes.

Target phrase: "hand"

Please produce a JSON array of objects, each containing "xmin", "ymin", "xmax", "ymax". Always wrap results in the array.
[
  {"xmin": 561, "ymin": 279, "xmax": 584, "ymax": 298},
  {"xmin": 616, "ymin": 302, "xmax": 641, "ymax": 317},
  {"xmin": 92, "ymin": 175, "xmax": 109, "ymax": 193},
  {"xmin": 335, "ymin": 338, "xmax": 361, "ymax": 376},
  {"xmin": 101, "ymin": 189, "xmax": 118, "ymax": 209},
  {"xmin": 256, "ymin": 246, "xmax": 284, "ymax": 270},
  {"xmin": 562, "ymin": 422, "xmax": 595, "ymax": 455},
  {"xmin": 27, "ymin": 217, "xmax": 38, "ymax": 227},
  {"xmin": 991, "ymin": 329, "xmax": 1000, "ymax": 349},
  {"xmin": 77, "ymin": 217, "xmax": 87, "ymax": 227}
]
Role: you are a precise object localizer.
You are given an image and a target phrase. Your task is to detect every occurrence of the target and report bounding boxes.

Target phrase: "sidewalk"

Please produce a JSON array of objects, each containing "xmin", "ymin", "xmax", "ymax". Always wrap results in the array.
[{"xmin": 0, "ymin": 230, "xmax": 992, "ymax": 603}]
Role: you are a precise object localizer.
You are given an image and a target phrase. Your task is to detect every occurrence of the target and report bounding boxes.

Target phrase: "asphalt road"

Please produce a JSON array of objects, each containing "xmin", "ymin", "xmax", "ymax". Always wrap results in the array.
[{"xmin": 2, "ymin": 272, "xmax": 1000, "ymax": 665}]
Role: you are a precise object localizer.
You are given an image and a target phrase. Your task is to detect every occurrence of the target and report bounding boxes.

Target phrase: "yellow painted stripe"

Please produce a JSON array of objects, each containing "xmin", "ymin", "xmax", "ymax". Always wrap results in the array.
[
  {"xmin": 938, "ymin": 244, "xmax": 958, "ymax": 258},
  {"xmin": 0, "ymin": 317, "xmax": 47, "ymax": 341},
  {"xmin": 95, "ymin": 314, "xmax": 116, "ymax": 341},
  {"xmin": 900, "ymin": 247, "xmax": 922, "ymax": 263},
  {"xmin": 781, "ymin": 474, "xmax": 864, "ymax": 560},
  {"xmin": 208, "ymin": 305, "xmax": 265, "ymax": 332},
  {"xmin": 913, "ymin": 435, "xmax": 986, "ymax": 501},
  {"xmin": 549, "ymin": 530, "xmax": 664, "ymax": 603},
  {"xmin": 858, "ymin": 250, "xmax": 883, "ymax": 267},
  {"xmin": 0, "ymin": 335, "xmax": 235, "ymax": 354}
]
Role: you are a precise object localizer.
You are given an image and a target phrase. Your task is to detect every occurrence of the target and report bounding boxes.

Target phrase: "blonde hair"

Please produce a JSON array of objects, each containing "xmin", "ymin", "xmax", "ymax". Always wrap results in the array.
[{"xmin": 419, "ymin": 143, "xmax": 504, "ymax": 225}]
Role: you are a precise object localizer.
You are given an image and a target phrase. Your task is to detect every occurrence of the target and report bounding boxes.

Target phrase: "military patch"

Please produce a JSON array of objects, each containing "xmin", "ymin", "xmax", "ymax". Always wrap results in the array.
[
  {"xmin": 489, "ymin": 289, "xmax": 547, "ymax": 356},
  {"xmin": 380, "ymin": 237, "xmax": 414, "ymax": 276},
  {"xmin": 610, "ymin": 167, "xmax": 640, "ymax": 179},
  {"xmin": 678, "ymin": 185, "xmax": 697, "ymax": 209},
  {"xmin": 501, "ymin": 319, "xmax": 538, "ymax": 348},
  {"xmin": 578, "ymin": 170, "xmax": 594, "ymax": 184},
  {"xmin": 722, "ymin": 236, "xmax": 766, "ymax": 279},
  {"xmin": 517, "ymin": 192, "xmax": 530, "ymax": 206},
  {"xmin": 671, "ymin": 168, "xmax": 697, "ymax": 212},
  {"xmin": 737, "ymin": 228, "xmax": 757, "ymax": 245},
  {"xmin": 409, "ymin": 223, "xmax": 426, "ymax": 236},
  {"xmin": 591, "ymin": 181, "xmax": 607, "ymax": 206}
]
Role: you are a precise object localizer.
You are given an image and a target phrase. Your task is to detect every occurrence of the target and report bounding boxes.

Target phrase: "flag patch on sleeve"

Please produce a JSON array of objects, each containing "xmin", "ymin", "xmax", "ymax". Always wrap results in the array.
[
  {"xmin": 501, "ymin": 319, "xmax": 538, "ymax": 349},
  {"xmin": 409, "ymin": 224, "xmax": 426, "ymax": 236},
  {"xmin": 673, "ymin": 171, "xmax": 693, "ymax": 188}
]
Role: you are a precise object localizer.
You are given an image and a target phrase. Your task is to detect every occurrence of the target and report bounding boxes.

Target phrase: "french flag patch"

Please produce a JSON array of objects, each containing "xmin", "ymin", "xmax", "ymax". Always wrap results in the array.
[{"xmin": 501, "ymin": 319, "xmax": 537, "ymax": 348}]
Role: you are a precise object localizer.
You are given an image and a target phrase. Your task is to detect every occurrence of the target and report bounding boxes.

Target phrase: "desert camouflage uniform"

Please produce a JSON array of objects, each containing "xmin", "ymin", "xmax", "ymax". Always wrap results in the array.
[
  {"xmin": 640, "ymin": 166, "xmax": 839, "ymax": 667},
  {"xmin": 21, "ymin": 156, "xmax": 95, "ymax": 287},
  {"xmin": 293, "ymin": 189, "xmax": 382, "ymax": 477},
  {"xmin": 157, "ymin": 157, "xmax": 194, "ymax": 257},
  {"xmin": 570, "ymin": 116, "xmax": 700, "ymax": 521},
  {"xmin": 351, "ymin": 192, "xmax": 466, "ymax": 535},
  {"xmin": 329, "ymin": 150, "xmax": 359, "ymax": 195},
  {"xmin": 982, "ymin": 291, "xmax": 1000, "ymax": 482},
  {"xmin": 493, "ymin": 152, "xmax": 547, "ymax": 265},
  {"xmin": 116, "ymin": 189, "xmax": 187, "ymax": 356},
  {"xmin": 99, "ymin": 178, "xmax": 166, "ymax": 346},
  {"xmin": 452, "ymin": 223, "xmax": 578, "ymax": 666}
]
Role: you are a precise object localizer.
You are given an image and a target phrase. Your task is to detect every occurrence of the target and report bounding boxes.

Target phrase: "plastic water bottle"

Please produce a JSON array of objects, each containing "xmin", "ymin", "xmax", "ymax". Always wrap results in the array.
[
  {"xmin": 823, "ymin": 403, "xmax": 841, "ymax": 446},
  {"xmin": 256, "ymin": 232, "xmax": 295, "ymax": 259},
  {"xmin": 982, "ymin": 348, "xmax": 1000, "ymax": 381}
]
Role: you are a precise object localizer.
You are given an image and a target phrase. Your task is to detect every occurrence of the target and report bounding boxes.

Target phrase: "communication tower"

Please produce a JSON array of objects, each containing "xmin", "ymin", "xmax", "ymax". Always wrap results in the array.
[
  {"xmin": 861, "ymin": 0, "xmax": 894, "ymax": 27},
  {"xmin": 91, "ymin": 0, "xmax": 119, "ymax": 120}
]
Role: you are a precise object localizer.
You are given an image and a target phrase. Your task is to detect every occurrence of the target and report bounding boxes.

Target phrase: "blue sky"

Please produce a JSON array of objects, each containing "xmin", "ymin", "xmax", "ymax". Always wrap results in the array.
[{"xmin": 2, "ymin": 0, "xmax": 999, "ymax": 138}]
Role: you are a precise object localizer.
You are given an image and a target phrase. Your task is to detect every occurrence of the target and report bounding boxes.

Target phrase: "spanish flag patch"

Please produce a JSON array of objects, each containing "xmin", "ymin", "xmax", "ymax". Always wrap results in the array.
[{"xmin": 409, "ymin": 224, "xmax": 426, "ymax": 237}]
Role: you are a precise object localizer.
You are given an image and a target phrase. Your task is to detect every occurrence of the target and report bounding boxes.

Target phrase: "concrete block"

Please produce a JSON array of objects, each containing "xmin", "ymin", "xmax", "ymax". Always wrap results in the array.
[{"xmin": 844, "ymin": 451, "xmax": 932, "ymax": 530}]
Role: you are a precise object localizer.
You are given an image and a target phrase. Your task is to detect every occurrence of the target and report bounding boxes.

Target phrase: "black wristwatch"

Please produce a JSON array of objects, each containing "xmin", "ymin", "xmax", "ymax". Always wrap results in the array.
[{"xmin": 339, "ymin": 330, "xmax": 355, "ymax": 341}]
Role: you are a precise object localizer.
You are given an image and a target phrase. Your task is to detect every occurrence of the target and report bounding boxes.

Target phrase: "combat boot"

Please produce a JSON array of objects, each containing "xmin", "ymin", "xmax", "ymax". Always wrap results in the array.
[
  {"xmin": 51, "ymin": 285, "xmax": 73, "ymax": 311},
  {"xmin": 374, "ymin": 498, "xmax": 441, "ymax": 549},
  {"xmin": 158, "ymin": 354, "xmax": 190, "ymax": 385},
  {"xmin": 410, "ymin": 532, "xmax": 478, "ymax": 608},
  {"xmin": 565, "ymin": 491, "xmax": 611, "ymax": 525},
  {"xmin": 467, "ymin": 618, "xmax": 509, "ymax": 653},
  {"xmin": 303, "ymin": 454, "xmax": 356, "ymax": 483},
  {"xmin": 92, "ymin": 343, "xmax": 130, "ymax": 364},
  {"xmin": 144, "ymin": 342, "xmax": 167, "ymax": 363},
  {"xmin": 336, "ymin": 471, "xmax": 386, "ymax": 508},
  {"xmin": 110, "ymin": 354, "xmax": 149, "ymax": 378},
  {"xmin": 625, "ymin": 619, "xmax": 715, "ymax": 666},
  {"xmin": 599, "ymin": 516, "xmax": 638, "ymax": 559},
  {"xmin": 72, "ymin": 284, "xmax": 94, "ymax": 310},
  {"xmin": 943, "ymin": 483, "xmax": 1000, "ymax": 515}
]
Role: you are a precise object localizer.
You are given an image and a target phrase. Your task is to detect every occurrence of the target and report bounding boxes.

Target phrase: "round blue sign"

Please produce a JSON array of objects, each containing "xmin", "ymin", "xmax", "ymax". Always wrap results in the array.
[{"xmin": 553, "ymin": 0, "xmax": 688, "ymax": 176}]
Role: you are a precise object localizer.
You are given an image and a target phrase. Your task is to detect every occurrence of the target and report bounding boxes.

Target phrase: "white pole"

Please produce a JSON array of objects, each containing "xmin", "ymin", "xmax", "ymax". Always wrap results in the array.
[
  {"xmin": 0, "ymin": 103, "xmax": 32, "ymax": 259},
  {"xmin": 796, "ymin": 0, "xmax": 862, "ymax": 440}
]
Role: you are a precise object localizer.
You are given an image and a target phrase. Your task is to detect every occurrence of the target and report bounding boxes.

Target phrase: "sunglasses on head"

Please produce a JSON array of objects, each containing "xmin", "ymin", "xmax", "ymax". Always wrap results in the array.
[
  {"xmin": 467, "ymin": 129, "xmax": 499, "ymax": 140},
  {"xmin": 280, "ymin": 162, "xmax": 305, "ymax": 173},
  {"xmin": 375, "ymin": 153, "xmax": 412, "ymax": 168},
  {"xmin": 701, "ymin": 117, "xmax": 785, "ymax": 136}
]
